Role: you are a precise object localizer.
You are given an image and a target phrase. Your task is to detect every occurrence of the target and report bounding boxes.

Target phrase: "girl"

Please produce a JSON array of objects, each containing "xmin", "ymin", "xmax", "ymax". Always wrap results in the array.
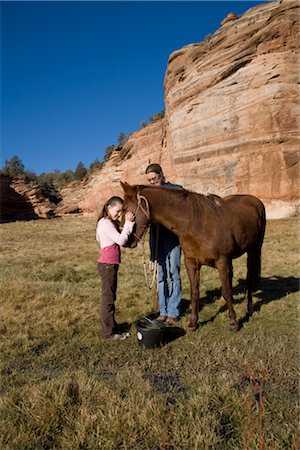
[{"xmin": 96, "ymin": 196, "xmax": 135, "ymax": 340}]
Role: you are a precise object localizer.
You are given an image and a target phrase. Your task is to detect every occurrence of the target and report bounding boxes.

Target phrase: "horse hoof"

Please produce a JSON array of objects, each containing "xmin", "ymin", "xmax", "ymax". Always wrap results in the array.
[
  {"xmin": 187, "ymin": 324, "xmax": 197, "ymax": 332},
  {"xmin": 247, "ymin": 307, "xmax": 254, "ymax": 316},
  {"xmin": 229, "ymin": 323, "xmax": 239, "ymax": 332}
]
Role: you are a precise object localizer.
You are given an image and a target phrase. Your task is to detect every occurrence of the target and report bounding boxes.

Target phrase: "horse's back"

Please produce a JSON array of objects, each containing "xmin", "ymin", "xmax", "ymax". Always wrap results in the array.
[{"xmin": 223, "ymin": 194, "xmax": 265, "ymax": 219}]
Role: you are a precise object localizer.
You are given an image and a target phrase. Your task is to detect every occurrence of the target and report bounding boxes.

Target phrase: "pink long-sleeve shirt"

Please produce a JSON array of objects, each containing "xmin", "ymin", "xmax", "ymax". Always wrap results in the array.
[{"xmin": 96, "ymin": 218, "xmax": 134, "ymax": 264}]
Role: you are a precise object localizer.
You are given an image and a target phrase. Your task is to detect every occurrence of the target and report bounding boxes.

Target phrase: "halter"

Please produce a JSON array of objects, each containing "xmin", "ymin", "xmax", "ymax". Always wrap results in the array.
[
  {"xmin": 134, "ymin": 192, "xmax": 157, "ymax": 290},
  {"xmin": 136, "ymin": 192, "xmax": 151, "ymax": 220},
  {"xmin": 132, "ymin": 192, "xmax": 150, "ymax": 243}
]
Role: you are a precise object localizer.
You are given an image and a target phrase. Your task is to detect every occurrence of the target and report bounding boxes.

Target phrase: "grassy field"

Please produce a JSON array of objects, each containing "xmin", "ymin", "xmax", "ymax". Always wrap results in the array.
[{"xmin": 0, "ymin": 216, "xmax": 299, "ymax": 449}]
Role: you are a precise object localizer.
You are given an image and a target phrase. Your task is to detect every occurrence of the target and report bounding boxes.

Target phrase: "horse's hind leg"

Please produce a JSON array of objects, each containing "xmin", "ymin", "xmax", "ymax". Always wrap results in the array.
[
  {"xmin": 185, "ymin": 258, "xmax": 200, "ymax": 331},
  {"xmin": 216, "ymin": 258, "xmax": 238, "ymax": 331},
  {"xmin": 246, "ymin": 246, "xmax": 262, "ymax": 314}
]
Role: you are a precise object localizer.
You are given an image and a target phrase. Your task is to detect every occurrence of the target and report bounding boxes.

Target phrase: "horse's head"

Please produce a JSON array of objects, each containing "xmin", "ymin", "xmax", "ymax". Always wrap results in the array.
[{"xmin": 120, "ymin": 182, "xmax": 150, "ymax": 248}]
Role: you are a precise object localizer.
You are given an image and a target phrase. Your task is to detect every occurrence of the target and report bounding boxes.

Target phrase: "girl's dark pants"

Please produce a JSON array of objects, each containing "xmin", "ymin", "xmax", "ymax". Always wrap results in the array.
[{"xmin": 97, "ymin": 262, "xmax": 119, "ymax": 338}]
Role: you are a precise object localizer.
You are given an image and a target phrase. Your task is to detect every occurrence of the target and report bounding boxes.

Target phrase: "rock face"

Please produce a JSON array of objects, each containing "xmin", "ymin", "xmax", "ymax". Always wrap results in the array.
[
  {"xmin": 164, "ymin": 0, "xmax": 299, "ymax": 218},
  {"xmin": 0, "ymin": 175, "xmax": 56, "ymax": 223},
  {"xmin": 56, "ymin": 120, "xmax": 167, "ymax": 217},
  {"xmin": 0, "ymin": 175, "xmax": 38, "ymax": 222},
  {"xmin": 45, "ymin": 0, "xmax": 300, "ymax": 219}
]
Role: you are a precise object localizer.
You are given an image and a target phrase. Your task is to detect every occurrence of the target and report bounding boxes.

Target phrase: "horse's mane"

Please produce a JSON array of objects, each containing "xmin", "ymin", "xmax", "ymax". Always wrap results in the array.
[
  {"xmin": 184, "ymin": 190, "xmax": 225, "ymax": 217},
  {"xmin": 139, "ymin": 185, "xmax": 226, "ymax": 221}
]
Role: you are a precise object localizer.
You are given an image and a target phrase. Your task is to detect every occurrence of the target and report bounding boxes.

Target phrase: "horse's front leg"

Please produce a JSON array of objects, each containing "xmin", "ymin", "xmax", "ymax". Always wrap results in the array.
[
  {"xmin": 216, "ymin": 257, "xmax": 239, "ymax": 331},
  {"xmin": 185, "ymin": 258, "xmax": 200, "ymax": 331}
]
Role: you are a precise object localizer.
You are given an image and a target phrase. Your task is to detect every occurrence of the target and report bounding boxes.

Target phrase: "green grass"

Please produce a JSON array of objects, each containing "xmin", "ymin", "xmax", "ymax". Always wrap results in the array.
[{"xmin": 0, "ymin": 217, "xmax": 299, "ymax": 449}]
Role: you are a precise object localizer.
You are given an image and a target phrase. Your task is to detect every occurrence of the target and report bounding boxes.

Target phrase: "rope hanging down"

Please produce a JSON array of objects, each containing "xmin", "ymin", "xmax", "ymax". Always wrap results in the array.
[
  {"xmin": 142, "ymin": 227, "xmax": 159, "ymax": 290},
  {"xmin": 136, "ymin": 192, "xmax": 159, "ymax": 290}
]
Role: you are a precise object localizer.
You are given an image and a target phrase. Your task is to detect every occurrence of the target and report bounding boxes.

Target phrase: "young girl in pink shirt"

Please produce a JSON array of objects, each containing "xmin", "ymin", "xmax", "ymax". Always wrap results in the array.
[{"xmin": 96, "ymin": 196, "xmax": 135, "ymax": 340}]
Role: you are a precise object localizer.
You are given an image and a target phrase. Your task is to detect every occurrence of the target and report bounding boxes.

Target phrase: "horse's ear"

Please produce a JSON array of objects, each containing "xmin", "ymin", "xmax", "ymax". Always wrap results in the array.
[
  {"xmin": 120, "ymin": 181, "xmax": 135, "ymax": 196},
  {"xmin": 120, "ymin": 181, "xmax": 130, "ymax": 192},
  {"xmin": 120, "ymin": 181, "xmax": 138, "ymax": 197}
]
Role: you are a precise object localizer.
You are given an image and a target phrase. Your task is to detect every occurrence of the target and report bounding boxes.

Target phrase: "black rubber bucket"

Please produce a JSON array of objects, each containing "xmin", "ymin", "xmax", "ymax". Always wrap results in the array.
[{"xmin": 135, "ymin": 318, "xmax": 166, "ymax": 349}]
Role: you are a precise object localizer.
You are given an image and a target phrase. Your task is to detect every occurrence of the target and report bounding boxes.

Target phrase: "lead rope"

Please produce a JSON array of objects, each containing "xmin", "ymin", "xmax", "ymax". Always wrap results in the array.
[
  {"xmin": 142, "ymin": 225, "xmax": 159, "ymax": 289},
  {"xmin": 136, "ymin": 193, "xmax": 159, "ymax": 290}
]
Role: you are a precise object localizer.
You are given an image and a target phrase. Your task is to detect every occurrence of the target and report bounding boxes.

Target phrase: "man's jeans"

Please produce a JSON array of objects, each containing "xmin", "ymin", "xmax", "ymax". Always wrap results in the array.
[{"xmin": 157, "ymin": 243, "xmax": 181, "ymax": 318}]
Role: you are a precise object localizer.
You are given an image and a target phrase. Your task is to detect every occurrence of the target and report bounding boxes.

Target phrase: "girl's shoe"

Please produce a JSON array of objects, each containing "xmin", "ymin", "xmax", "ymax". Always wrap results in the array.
[{"xmin": 106, "ymin": 332, "xmax": 130, "ymax": 340}]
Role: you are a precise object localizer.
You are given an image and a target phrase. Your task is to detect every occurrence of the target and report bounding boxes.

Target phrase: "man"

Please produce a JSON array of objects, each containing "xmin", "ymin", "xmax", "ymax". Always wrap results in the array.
[{"xmin": 145, "ymin": 163, "xmax": 183, "ymax": 325}]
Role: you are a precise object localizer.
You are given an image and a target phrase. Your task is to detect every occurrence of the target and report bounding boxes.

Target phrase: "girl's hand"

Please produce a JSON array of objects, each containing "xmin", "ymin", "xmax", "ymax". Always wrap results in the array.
[{"xmin": 125, "ymin": 211, "xmax": 135, "ymax": 222}]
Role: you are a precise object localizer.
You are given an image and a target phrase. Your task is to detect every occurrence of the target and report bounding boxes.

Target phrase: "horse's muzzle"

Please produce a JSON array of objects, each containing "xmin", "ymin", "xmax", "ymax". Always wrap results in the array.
[{"xmin": 123, "ymin": 234, "xmax": 138, "ymax": 248}]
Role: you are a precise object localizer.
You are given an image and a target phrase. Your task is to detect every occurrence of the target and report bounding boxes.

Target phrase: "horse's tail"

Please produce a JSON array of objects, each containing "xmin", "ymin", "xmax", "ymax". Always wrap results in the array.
[
  {"xmin": 254, "ymin": 247, "xmax": 262, "ymax": 288},
  {"xmin": 248, "ymin": 242, "xmax": 263, "ymax": 292},
  {"xmin": 248, "ymin": 201, "xmax": 266, "ymax": 290}
]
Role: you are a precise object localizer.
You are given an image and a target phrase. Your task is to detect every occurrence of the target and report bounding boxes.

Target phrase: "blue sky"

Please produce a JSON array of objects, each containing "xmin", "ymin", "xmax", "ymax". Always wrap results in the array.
[{"xmin": 1, "ymin": 1, "xmax": 264, "ymax": 175}]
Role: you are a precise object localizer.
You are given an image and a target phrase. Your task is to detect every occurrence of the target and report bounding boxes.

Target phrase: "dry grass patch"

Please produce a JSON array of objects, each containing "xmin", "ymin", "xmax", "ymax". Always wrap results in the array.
[{"xmin": 0, "ymin": 217, "xmax": 299, "ymax": 449}]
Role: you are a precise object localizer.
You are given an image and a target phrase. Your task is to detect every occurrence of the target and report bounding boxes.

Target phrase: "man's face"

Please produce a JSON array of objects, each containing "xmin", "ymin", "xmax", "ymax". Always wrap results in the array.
[{"xmin": 146, "ymin": 171, "xmax": 163, "ymax": 186}]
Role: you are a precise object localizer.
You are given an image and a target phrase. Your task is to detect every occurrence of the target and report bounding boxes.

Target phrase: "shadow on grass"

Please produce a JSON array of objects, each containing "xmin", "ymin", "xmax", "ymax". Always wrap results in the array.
[
  {"xmin": 143, "ymin": 373, "xmax": 187, "ymax": 405},
  {"xmin": 164, "ymin": 326, "xmax": 186, "ymax": 344},
  {"xmin": 182, "ymin": 276, "xmax": 299, "ymax": 330},
  {"xmin": 238, "ymin": 275, "xmax": 300, "ymax": 328}
]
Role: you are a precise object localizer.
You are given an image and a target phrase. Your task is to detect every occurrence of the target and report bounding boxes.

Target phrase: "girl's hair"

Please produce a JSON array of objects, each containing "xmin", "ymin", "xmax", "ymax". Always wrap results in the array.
[{"xmin": 98, "ymin": 196, "xmax": 124, "ymax": 221}]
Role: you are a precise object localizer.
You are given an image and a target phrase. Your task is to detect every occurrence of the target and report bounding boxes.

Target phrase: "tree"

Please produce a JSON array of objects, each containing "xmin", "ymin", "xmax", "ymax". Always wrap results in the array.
[
  {"xmin": 36, "ymin": 172, "xmax": 61, "ymax": 204},
  {"xmin": 89, "ymin": 157, "xmax": 103, "ymax": 173},
  {"xmin": 149, "ymin": 109, "xmax": 165, "ymax": 123},
  {"xmin": 117, "ymin": 132, "xmax": 128, "ymax": 146},
  {"xmin": 74, "ymin": 161, "xmax": 87, "ymax": 180},
  {"xmin": 56, "ymin": 170, "xmax": 75, "ymax": 187},
  {"xmin": 140, "ymin": 120, "xmax": 148, "ymax": 128},
  {"xmin": 103, "ymin": 145, "xmax": 115, "ymax": 162},
  {"xmin": 1, "ymin": 155, "xmax": 25, "ymax": 178},
  {"xmin": 24, "ymin": 169, "xmax": 37, "ymax": 184}
]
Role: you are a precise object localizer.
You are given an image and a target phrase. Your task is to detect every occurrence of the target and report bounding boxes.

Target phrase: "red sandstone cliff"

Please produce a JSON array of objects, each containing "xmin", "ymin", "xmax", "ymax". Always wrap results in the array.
[
  {"xmin": 0, "ymin": 175, "xmax": 56, "ymax": 222},
  {"xmin": 56, "ymin": 120, "xmax": 166, "ymax": 216},
  {"xmin": 164, "ymin": 0, "xmax": 299, "ymax": 218},
  {"xmin": 5, "ymin": 0, "xmax": 299, "ymax": 221},
  {"xmin": 57, "ymin": 0, "xmax": 299, "ymax": 220}
]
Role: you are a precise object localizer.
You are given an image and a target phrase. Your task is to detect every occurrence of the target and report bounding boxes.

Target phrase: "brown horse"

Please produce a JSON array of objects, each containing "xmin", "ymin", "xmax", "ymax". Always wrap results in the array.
[{"xmin": 121, "ymin": 182, "xmax": 266, "ymax": 331}]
